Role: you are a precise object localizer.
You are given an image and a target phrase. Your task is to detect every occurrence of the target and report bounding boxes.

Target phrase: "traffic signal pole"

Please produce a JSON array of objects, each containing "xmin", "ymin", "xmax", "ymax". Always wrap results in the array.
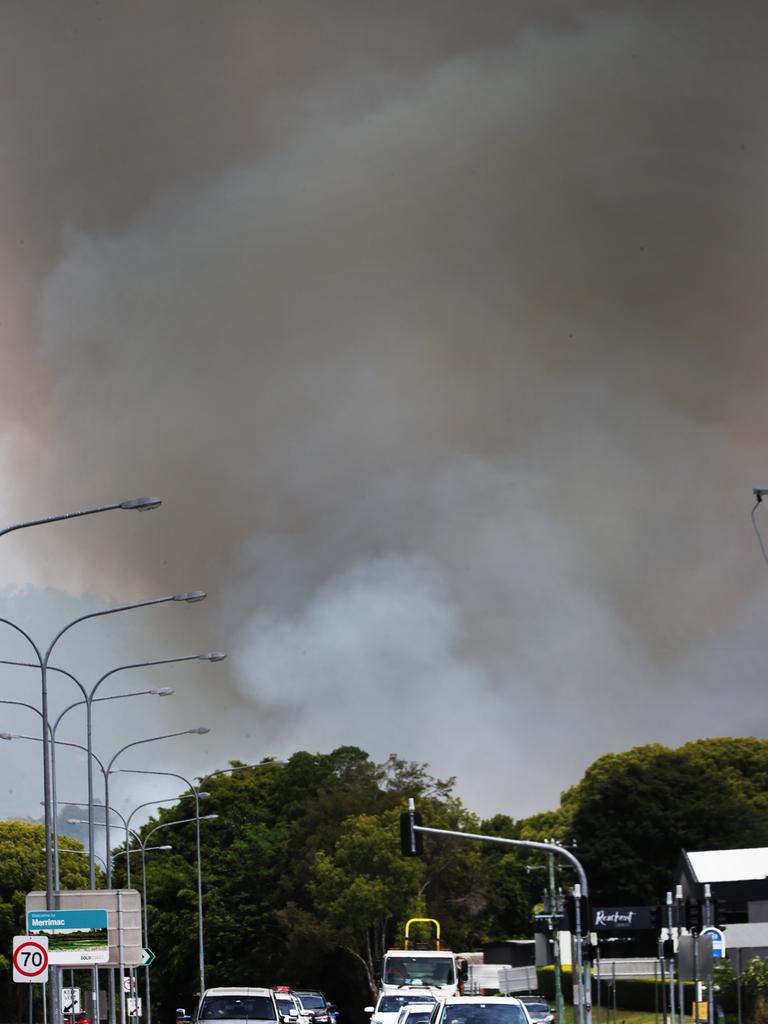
[{"xmin": 403, "ymin": 800, "xmax": 592, "ymax": 1024}]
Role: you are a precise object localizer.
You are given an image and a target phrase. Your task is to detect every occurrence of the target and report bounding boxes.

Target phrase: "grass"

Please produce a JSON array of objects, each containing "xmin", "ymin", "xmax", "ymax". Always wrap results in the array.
[{"xmin": 558, "ymin": 1009, "xmax": 661, "ymax": 1024}]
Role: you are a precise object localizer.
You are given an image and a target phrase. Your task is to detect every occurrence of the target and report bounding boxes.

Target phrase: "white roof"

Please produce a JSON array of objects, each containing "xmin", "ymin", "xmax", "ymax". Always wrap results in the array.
[{"xmin": 686, "ymin": 848, "xmax": 768, "ymax": 882}]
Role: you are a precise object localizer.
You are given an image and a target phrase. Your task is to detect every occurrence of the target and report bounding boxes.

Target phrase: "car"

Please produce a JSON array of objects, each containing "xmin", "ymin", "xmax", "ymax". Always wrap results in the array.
[
  {"xmin": 273, "ymin": 990, "xmax": 302, "ymax": 1023},
  {"xmin": 395, "ymin": 1005, "xmax": 436, "ymax": 1024},
  {"xmin": 196, "ymin": 988, "xmax": 280, "ymax": 1023},
  {"xmin": 429, "ymin": 997, "xmax": 532, "ymax": 1024},
  {"xmin": 365, "ymin": 992, "xmax": 438, "ymax": 1024},
  {"xmin": 294, "ymin": 992, "xmax": 331, "ymax": 1024},
  {"xmin": 516, "ymin": 998, "xmax": 554, "ymax": 1024}
]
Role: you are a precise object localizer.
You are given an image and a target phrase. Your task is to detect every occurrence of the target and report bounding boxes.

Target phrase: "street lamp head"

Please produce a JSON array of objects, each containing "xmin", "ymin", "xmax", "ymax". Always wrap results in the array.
[
  {"xmin": 0, "ymin": 733, "xmax": 13, "ymax": 740},
  {"xmin": 119, "ymin": 497, "xmax": 163, "ymax": 511},
  {"xmin": 156, "ymin": 844, "xmax": 173, "ymax": 850},
  {"xmin": 200, "ymin": 651, "xmax": 227, "ymax": 662},
  {"xmin": 191, "ymin": 727, "xmax": 210, "ymax": 735},
  {"xmin": 66, "ymin": 818, "xmax": 87, "ymax": 825},
  {"xmin": 202, "ymin": 814, "xmax": 219, "ymax": 821},
  {"xmin": 196, "ymin": 792, "xmax": 211, "ymax": 799},
  {"xmin": 174, "ymin": 591, "xmax": 207, "ymax": 603},
  {"xmin": 154, "ymin": 688, "xmax": 175, "ymax": 697}
]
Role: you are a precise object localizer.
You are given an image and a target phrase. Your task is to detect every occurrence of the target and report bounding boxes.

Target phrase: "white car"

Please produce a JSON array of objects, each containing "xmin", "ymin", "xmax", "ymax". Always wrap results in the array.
[
  {"xmin": 395, "ymin": 1005, "xmax": 437, "ymax": 1024},
  {"xmin": 273, "ymin": 992, "xmax": 302, "ymax": 1023},
  {"xmin": 365, "ymin": 992, "xmax": 438, "ymax": 1024},
  {"xmin": 196, "ymin": 988, "xmax": 280, "ymax": 1024},
  {"xmin": 430, "ymin": 997, "xmax": 532, "ymax": 1024}
]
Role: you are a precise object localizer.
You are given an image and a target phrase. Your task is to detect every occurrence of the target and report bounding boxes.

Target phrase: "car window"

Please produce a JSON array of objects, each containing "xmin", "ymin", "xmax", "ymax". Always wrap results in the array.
[
  {"xmin": 440, "ymin": 1005, "xmax": 527, "ymax": 1024},
  {"xmin": 298, "ymin": 998, "xmax": 326, "ymax": 1011}
]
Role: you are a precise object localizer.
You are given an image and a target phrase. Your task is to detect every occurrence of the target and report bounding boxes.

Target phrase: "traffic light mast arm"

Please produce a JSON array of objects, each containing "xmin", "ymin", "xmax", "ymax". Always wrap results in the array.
[{"xmin": 411, "ymin": 818, "xmax": 589, "ymax": 896}]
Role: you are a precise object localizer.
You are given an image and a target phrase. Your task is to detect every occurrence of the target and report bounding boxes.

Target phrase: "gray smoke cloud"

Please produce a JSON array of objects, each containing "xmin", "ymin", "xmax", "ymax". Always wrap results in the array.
[{"xmin": 1, "ymin": 0, "xmax": 768, "ymax": 821}]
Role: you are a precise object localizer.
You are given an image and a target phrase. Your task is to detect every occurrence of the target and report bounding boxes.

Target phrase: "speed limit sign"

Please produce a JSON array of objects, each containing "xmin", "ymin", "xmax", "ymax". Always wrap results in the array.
[{"xmin": 13, "ymin": 935, "xmax": 49, "ymax": 983}]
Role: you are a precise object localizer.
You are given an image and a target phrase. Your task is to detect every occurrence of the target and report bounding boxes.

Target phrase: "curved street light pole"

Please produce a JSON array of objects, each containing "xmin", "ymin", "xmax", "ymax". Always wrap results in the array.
[
  {"xmin": 0, "ymin": 495, "xmax": 162, "ymax": 1024},
  {"xmin": 116, "ymin": 769, "xmax": 213, "ymax": 995},
  {"xmin": 0, "ymin": 590, "xmax": 206, "ymax": 903},
  {"xmin": 0, "ymin": 688, "xmax": 174, "ymax": 888},
  {"xmin": 0, "ymin": 497, "xmax": 161, "ymax": 539}
]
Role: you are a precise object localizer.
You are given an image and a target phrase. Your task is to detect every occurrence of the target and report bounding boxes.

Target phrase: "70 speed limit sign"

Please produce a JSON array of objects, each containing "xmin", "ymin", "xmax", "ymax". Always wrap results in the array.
[{"xmin": 13, "ymin": 935, "xmax": 49, "ymax": 983}]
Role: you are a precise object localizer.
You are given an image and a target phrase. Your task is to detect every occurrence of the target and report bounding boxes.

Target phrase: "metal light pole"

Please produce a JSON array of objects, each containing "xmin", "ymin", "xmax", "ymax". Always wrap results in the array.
[
  {"xmin": 0, "ymin": 496, "xmax": 162, "ymax": 1024},
  {"xmin": 6, "ymin": 725, "xmax": 209, "ymax": 1024},
  {"xmin": 102, "ymin": 728, "xmax": 211, "ymax": 893},
  {"xmin": 0, "ymin": 497, "xmax": 161, "ymax": 539},
  {"xmin": 0, "ymin": 687, "xmax": 174, "ymax": 888},
  {"xmin": 116, "ymin": 769, "xmax": 210, "ymax": 996},
  {"xmin": 0, "ymin": 590, "xmax": 206, "ymax": 902},
  {"xmin": 86, "ymin": 815, "xmax": 217, "ymax": 1024}
]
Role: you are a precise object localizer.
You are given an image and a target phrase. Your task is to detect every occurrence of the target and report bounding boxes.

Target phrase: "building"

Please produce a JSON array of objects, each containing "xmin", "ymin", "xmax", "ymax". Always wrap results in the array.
[{"xmin": 675, "ymin": 847, "xmax": 768, "ymax": 961}]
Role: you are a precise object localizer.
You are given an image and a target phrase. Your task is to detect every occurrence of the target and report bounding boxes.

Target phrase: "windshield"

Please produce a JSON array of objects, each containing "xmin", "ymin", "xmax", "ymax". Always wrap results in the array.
[
  {"xmin": 379, "ymin": 998, "xmax": 436, "ymax": 1013},
  {"xmin": 441, "ymin": 1005, "xmax": 527, "ymax": 1024},
  {"xmin": 199, "ymin": 997, "xmax": 277, "ymax": 1021},
  {"xmin": 276, "ymin": 1002, "xmax": 295, "ymax": 1015},
  {"xmin": 522, "ymin": 1007, "xmax": 548, "ymax": 1015},
  {"xmin": 384, "ymin": 957, "xmax": 454, "ymax": 987},
  {"xmin": 297, "ymin": 998, "xmax": 326, "ymax": 1011}
]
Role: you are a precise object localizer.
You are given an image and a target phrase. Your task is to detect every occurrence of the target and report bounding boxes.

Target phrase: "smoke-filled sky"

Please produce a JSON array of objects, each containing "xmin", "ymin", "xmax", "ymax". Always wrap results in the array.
[{"xmin": 1, "ymin": 0, "xmax": 768, "ymax": 831}]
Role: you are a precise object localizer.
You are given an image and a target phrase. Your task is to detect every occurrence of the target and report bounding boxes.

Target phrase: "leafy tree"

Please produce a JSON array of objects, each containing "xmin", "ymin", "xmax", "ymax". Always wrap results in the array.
[
  {"xmin": 309, "ymin": 808, "xmax": 424, "ymax": 998},
  {"xmin": 0, "ymin": 822, "xmax": 90, "ymax": 1020},
  {"xmin": 563, "ymin": 740, "xmax": 768, "ymax": 902}
]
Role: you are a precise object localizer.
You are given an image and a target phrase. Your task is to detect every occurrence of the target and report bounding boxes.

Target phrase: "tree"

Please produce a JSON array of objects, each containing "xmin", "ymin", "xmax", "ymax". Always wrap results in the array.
[
  {"xmin": 310, "ymin": 809, "xmax": 424, "ymax": 999},
  {"xmin": 0, "ymin": 821, "xmax": 89, "ymax": 1019}
]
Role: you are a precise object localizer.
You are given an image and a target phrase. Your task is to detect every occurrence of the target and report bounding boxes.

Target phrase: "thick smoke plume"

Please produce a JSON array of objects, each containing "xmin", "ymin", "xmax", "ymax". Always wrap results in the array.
[{"xmin": 1, "ymin": 0, "xmax": 768, "ymax": 818}]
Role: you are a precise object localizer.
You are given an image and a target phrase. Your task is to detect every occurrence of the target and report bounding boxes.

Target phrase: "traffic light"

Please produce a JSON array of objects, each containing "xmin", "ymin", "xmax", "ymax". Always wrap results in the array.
[
  {"xmin": 400, "ymin": 809, "xmax": 424, "ymax": 857},
  {"xmin": 650, "ymin": 905, "xmax": 662, "ymax": 931},
  {"xmin": 685, "ymin": 901, "xmax": 702, "ymax": 932}
]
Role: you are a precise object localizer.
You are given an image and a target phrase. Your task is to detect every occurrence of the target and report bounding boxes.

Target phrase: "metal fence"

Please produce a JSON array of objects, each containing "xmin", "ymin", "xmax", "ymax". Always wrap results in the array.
[{"xmin": 465, "ymin": 964, "xmax": 540, "ymax": 994}]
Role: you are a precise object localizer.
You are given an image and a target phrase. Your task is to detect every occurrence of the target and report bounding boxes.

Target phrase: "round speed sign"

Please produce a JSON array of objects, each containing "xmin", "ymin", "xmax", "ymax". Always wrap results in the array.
[{"xmin": 13, "ymin": 936, "xmax": 49, "ymax": 983}]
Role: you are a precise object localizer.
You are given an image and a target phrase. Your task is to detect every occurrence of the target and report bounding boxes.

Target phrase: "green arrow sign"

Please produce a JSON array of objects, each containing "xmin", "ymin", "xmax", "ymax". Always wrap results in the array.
[{"xmin": 142, "ymin": 948, "xmax": 156, "ymax": 967}]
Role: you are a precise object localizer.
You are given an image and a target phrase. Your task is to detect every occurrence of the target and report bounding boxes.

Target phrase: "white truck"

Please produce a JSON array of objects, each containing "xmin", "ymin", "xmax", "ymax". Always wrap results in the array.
[{"xmin": 380, "ymin": 919, "xmax": 465, "ymax": 999}]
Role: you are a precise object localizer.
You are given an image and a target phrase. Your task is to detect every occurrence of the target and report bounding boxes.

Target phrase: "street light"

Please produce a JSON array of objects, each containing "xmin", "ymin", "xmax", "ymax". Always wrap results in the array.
[
  {"xmin": 42, "ymin": 846, "xmax": 108, "ymax": 876},
  {"xmin": 0, "ymin": 687, "xmax": 175, "ymax": 886},
  {"xmin": 0, "ymin": 497, "xmax": 162, "ymax": 538},
  {"xmin": 0, "ymin": 590, "xmax": 208, "ymax": 904},
  {"xmin": 86, "ymin": 814, "xmax": 218, "ymax": 1024},
  {"xmin": 0, "ymin": 495, "xmax": 162, "ymax": 1024},
  {"xmin": 116, "ymin": 768, "xmax": 218, "ymax": 994}
]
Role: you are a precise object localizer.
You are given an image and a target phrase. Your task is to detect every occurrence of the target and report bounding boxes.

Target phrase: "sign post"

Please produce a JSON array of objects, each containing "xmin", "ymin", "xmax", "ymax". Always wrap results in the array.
[{"xmin": 13, "ymin": 935, "xmax": 49, "ymax": 984}]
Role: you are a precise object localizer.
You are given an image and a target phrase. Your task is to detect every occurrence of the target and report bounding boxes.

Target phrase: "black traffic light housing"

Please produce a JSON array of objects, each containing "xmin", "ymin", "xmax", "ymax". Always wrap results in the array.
[
  {"xmin": 685, "ymin": 900, "xmax": 702, "ymax": 933},
  {"xmin": 400, "ymin": 809, "xmax": 424, "ymax": 857}
]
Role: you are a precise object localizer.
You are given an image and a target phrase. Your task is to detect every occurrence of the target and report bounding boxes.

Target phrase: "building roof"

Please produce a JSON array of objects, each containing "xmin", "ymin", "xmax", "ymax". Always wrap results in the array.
[{"xmin": 684, "ymin": 848, "xmax": 768, "ymax": 883}]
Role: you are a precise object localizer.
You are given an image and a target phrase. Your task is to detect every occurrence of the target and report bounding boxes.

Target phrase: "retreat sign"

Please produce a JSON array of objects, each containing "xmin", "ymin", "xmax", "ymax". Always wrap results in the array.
[{"xmin": 591, "ymin": 906, "xmax": 656, "ymax": 930}]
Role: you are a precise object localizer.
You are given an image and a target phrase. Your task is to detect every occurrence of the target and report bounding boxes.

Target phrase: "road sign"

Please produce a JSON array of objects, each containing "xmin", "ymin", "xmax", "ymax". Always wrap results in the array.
[
  {"xmin": 127, "ymin": 997, "xmax": 143, "ymax": 1017},
  {"xmin": 63, "ymin": 987, "xmax": 82, "ymax": 1013},
  {"xmin": 124, "ymin": 976, "xmax": 137, "ymax": 993},
  {"xmin": 13, "ymin": 935, "xmax": 49, "ymax": 983},
  {"xmin": 26, "ymin": 889, "xmax": 143, "ymax": 967},
  {"xmin": 701, "ymin": 926, "xmax": 726, "ymax": 959},
  {"xmin": 142, "ymin": 947, "xmax": 156, "ymax": 967},
  {"xmin": 27, "ymin": 908, "xmax": 109, "ymax": 965}
]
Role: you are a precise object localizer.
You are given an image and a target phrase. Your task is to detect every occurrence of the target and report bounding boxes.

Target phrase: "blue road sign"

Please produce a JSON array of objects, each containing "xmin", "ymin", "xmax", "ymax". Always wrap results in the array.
[{"xmin": 701, "ymin": 926, "xmax": 726, "ymax": 959}]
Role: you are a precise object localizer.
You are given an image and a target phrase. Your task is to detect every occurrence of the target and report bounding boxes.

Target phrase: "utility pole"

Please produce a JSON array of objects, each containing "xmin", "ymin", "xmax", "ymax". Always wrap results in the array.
[
  {"xmin": 548, "ymin": 852, "xmax": 565, "ymax": 1024},
  {"xmin": 676, "ymin": 886, "xmax": 685, "ymax": 1024},
  {"xmin": 667, "ymin": 892, "xmax": 677, "ymax": 1024}
]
